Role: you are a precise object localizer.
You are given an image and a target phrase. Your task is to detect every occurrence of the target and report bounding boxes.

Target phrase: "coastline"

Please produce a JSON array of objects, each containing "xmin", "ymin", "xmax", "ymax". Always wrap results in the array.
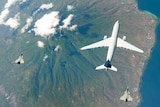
[
  {"xmin": 135, "ymin": 0, "xmax": 160, "ymax": 106},
  {"xmin": 77, "ymin": 0, "xmax": 158, "ymax": 106},
  {"xmin": 77, "ymin": 0, "xmax": 157, "ymax": 106},
  {"xmin": 129, "ymin": 1, "xmax": 157, "ymax": 107},
  {"xmin": 114, "ymin": 0, "xmax": 157, "ymax": 106},
  {"xmin": 143, "ymin": 11, "xmax": 158, "ymax": 20},
  {"xmin": 0, "ymin": 0, "xmax": 157, "ymax": 106}
]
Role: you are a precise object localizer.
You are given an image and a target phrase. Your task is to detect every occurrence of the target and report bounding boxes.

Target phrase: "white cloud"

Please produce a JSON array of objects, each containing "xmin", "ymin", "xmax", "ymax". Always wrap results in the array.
[
  {"xmin": 40, "ymin": 3, "xmax": 53, "ymax": 10},
  {"xmin": 0, "ymin": 9, "xmax": 9, "ymax": 24},
  {"xmin": 0, "ymin": 0, "xmax": 25, "ymax": 29},
  {"xmin": 54, "ymin": 45, "xmax": 60, "ymax": 52},
  {"xmin": 67, "ymin": 5, "xmax": 74, "ymax": 11},
  {"xmin": 26, "ymin": 41, "xmax": 30, "ymax": 43},
  {"xmin": 33, "ymin": 3, "xmax": 53, "ymax": 16},
  {"xmin": 68, "ymin": 24, "xmax": 77, "ymax": 31},
  {"xmin": 21, "ymin": 17, "xmax": 33, "ymax": 33},
  {"xmin": 60, "ymin": 14, "xmax": 74, "ymax": 29},
  {"xmin": 37, "ymin": 41, "xmax": 45, "ymax": 48},
  {"xmin": 33, "ymin": 11, "xmax": 60, "ymax": 38},
  {"xmin": 5, "ymin": 13, "xmax": 20, "ymax": 29},
  {"xmin": 22, "ymin": 0, "xmax": 27, "ymax": 2},
  {"xmin": 5, "ymin": 0, "xmax": 19, "ymax": 9},
  {"xmin": 43, "ymin": 54, "xmax": 48, "ymax": 61},
  {"xmin": 20, "ymin": 0, "xmax": 27, "ymax": 4}
]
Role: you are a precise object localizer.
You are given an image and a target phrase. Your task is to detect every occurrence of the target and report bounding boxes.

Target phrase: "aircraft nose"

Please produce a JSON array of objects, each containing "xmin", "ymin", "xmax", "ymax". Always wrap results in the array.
[{"xmin": 117, "ymin": 20, "xmax": 119, "ymax": 24}]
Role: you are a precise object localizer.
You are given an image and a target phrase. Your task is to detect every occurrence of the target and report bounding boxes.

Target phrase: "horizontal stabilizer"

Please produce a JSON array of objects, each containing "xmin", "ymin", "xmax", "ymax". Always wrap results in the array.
[
  {"xmin": 96, "ymin": 64, "xmax": 106, "ymax": 70},
  {"xmin": 96, "ymin": 64, "xmax": 117, "ymax": 72},
  {"xmin": 120, "ymin": 95, "xmax": 126, "ymax": 101},
  {"xmin": 109, "ymin": 65, "xmax": 117, "ymax": 72}
]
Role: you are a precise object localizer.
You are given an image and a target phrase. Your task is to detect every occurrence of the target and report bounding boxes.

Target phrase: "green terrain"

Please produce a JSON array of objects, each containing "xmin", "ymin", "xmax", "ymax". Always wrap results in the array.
[{"xmin": 0, "ymin": 0, "xmax": 155, "ymax": 107}]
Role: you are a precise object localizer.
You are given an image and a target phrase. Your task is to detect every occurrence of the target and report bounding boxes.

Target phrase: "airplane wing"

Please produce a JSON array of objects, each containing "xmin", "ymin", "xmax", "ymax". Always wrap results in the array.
[
  {"xmin": 117, "ymin": 37, "xmax": 144, "ymax": 53},
  {"xmin": 127, "ymin": 95, "xmax": 133, "ymax": 101},
  {"xmin": 15, "ymin": 58, "xmax": 20, "ymax": 63},
  {"xmin": 120, "ymin": 94, "xmax": 127, "ymax": 101},
  {"xmin": 80, "ymin": 37, "xmax": 111, "ymax": 50},
  {"xmin": 20, "ymin": 58, "xmax": 24, "ymax": 64},
  {"xmin": 15, "ymin": 56, "xmax": 24, "ymax": 64}
]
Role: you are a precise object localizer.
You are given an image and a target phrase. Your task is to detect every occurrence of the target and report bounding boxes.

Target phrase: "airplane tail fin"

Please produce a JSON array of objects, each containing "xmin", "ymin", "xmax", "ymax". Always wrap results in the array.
[{"xmin": 96, "ymin": 64, "xmax": 117, "ymax": 72}]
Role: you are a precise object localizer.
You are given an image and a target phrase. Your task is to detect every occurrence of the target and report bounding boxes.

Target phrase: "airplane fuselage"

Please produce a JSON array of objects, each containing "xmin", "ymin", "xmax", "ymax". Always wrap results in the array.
[
  {"xmin": 80, "ymin": 20, "xmax": 143, "ymax": 72},
  {"xmin": 106, "ymin": 20, "xmax": 119, "ymax": 61}
]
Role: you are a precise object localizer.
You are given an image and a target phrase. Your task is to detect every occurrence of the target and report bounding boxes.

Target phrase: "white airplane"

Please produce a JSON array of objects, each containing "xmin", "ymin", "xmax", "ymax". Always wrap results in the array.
[
  {"xmin": 15, "ymin": 54, "xmax": 24, "ymax": 64},
  {"xmin": 80, "ymin": 20, "xmax": 144, "ymax": 71},
  {"xmin": 120, "ymin": 87, "xmax": 133, "ymax": 102}
]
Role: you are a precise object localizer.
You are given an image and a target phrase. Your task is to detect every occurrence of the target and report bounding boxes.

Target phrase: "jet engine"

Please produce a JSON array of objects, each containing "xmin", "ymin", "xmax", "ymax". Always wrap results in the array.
[
  {"xmin": 103, "ymin": 35, "xmax": 107, "ymax": 40},
  {"xmin": 123, "ymin": 36, "xmax": 126, "ymax": 40}
]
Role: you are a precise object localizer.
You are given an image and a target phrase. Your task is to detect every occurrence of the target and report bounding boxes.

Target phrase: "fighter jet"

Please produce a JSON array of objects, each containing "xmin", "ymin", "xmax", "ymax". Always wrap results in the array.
[
  {"xmin": 15, "ymin": 54, "xmax": 24, "ymax": 64},
  {"xmin": 120, "ymin": 87, "xmax": 133, "ymax": 102},
  {"xmin": 80, "ymin": 20, "xmax": 144, "ymax": 71}
]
